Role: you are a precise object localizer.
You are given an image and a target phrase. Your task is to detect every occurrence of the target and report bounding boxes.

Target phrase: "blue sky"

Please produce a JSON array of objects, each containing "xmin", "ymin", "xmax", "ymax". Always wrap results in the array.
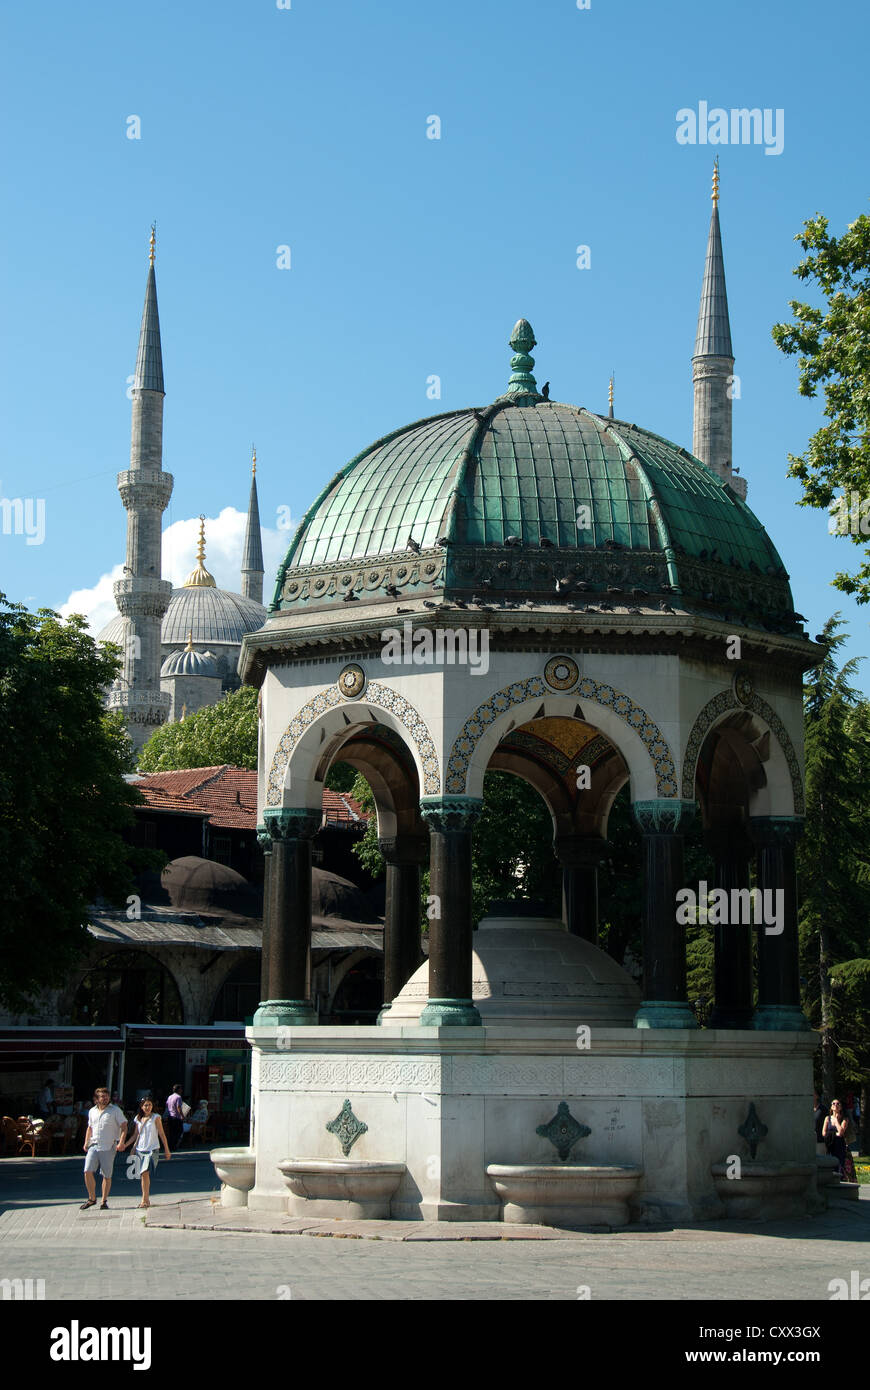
[{"xmin": 1, "ymin": 0, "xmax": 868, "ymax": 682}]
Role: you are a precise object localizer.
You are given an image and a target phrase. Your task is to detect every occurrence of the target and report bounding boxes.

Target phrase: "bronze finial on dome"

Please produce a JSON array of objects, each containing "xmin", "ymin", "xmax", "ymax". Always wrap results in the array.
[{"xmin": 506, "ymin": 319, "xmax": 539, "ymax": 400}]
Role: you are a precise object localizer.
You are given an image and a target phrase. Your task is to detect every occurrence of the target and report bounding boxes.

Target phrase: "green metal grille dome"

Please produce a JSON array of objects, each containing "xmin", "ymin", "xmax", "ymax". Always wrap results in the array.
[{"xmin": 271, "ymin": 321, "xmax": 797, "ymax": 633}]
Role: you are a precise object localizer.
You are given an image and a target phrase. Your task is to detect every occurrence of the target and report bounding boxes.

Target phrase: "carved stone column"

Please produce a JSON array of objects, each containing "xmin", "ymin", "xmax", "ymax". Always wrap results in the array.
[
  {"xmin": 554, "ymin": 836, "xmax": 608, "ymax": 943},
  {"xmin": 705, "ymin": 827, "xmax": 754, "ymax": 1029},
  {"xmin": 378, "ymin": 834, "xmax": 428, "ymax": 1015},
  {"xmin": 418, "ymin": 796, "xmax": 484, "ymax": 1027},
  {"xmin": 253, "ymin": 807, "xmax": 321, "ymax": 1027},
  {"xmin": 748, "ymin": 816, "xmax": 809, "ymax": 1031},
  {"xmin": 632, "ymin": 800, "xmax": 699, "ymax": 1028}
]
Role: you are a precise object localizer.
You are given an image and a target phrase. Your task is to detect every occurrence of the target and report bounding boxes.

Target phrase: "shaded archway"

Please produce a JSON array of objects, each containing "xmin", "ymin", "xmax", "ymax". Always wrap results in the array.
[{"xmin": 72, "ymin": 951, "xmax": 184, "ymax": 1026}]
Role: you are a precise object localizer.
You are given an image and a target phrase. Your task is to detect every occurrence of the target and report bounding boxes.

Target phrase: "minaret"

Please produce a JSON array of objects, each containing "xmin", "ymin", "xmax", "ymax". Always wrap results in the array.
[
  {"xmin": 692, "ymin": 163, "xmax": 745, "ymax": 499},
  {"xmin": 241, "ymin": 445, "xmax": 265, "ymax": 604},
  {"xmin": 111, "ymin": 225, "xmax": 174, "ymax": 752}
]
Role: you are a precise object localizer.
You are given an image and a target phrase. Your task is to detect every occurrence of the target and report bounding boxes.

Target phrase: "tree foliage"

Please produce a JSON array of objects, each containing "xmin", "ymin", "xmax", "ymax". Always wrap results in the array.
[
  {"xmin": 772, "ymin": 209, "xmax": 870, "ymax": 599},
  {"xmin": 138, "ymin": 685, "xmax": 258, "ymax": 771},
  {"xmin": 798, "ymin": 615, "xmax": 870, "ymax": 1097},
  {"xmin": 0, "ymin": 597, "xmax": 151, "ymax": 1011}
]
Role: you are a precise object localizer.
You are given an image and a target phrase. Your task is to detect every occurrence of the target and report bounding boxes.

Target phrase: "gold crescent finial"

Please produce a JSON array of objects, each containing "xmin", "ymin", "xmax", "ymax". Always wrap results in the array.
[
  {"xmin": 252, "ymin": 443, "xmax": 257, "ymax": 477},
  {"xmin": 149, "ymin": 222, "xmax": 156, "ymax": 266},
  {"xmin": 712, "ymin": 158, "xmax": 720, "ymax": 206}
]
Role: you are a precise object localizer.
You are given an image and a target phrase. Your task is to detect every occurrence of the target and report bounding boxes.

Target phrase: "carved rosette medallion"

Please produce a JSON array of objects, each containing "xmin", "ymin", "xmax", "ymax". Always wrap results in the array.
[
  {"xmin": 544, "ymin": 655, "xmax": 579, "ymax": 691},
  {"xmin": 337, "ymin": 663, "xmax": 366, "ymax": 699}
]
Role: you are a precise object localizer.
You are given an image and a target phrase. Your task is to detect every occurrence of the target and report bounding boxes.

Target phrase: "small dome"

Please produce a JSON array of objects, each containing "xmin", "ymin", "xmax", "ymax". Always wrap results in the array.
[
  {"xmin": 312, "ymin": 867, "xmax": 382, "ymax": 930},
  {"xmin": 382, "ymin": 913, "xmax": 640, "ymax": 1027},
  {"xmin": 161, "ymin": 856, "xmax": 254, "ymax": 913},
  {"xmin": 161, "ymin": 642, "xmax": 219, "ymax": 679}
]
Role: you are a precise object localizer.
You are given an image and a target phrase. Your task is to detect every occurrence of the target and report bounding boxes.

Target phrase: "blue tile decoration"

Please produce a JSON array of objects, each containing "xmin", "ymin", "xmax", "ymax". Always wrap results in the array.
[
  {"xmin": 445, "ymin": 671, "xmax": 677, "ymax": 797},
  {"xmin": 266, "ymin": 679, "xmax": 440, "ymax": 806},
  {"xmin": 681, "ymin": 687, "xmax": 804, "ymax": 813}
]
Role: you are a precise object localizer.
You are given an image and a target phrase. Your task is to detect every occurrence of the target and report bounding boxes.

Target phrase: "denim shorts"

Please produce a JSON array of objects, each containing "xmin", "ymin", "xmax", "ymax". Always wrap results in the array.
[
  {"xmin": 84, "ymin": 1147, "xmax": 116, "ymax": 1178},
  {"xmin": 137, "ymin": 1150, "xmax": 159, "ymax": 1174}
]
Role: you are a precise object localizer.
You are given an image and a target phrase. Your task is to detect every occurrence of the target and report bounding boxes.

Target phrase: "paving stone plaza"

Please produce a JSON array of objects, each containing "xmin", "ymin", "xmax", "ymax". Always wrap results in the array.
[{"xmin": 1, "ymin": 1154, "xmax": 867, "ymax": 1302}]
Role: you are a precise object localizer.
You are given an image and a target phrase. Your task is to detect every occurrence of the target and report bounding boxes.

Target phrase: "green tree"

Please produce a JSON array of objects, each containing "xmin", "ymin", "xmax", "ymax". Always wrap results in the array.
[
  {"xmin": 0, "ymin": 597, "xmax": 152, "ymax": 1011},
  {"xmin": 138, "ymin": 685, "xmax": 258, "ymax": 770},
  {"xmin": 772, "ymin": 208, "xmax": 870, "ymax": 599},
  {"xmin": 798, "ymin": 616, "xmax": 870, "ymax": 1100}
]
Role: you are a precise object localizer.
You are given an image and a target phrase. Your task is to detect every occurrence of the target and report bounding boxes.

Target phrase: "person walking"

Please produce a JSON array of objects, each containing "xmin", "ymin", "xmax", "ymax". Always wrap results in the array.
[
  {"xmin": 122, "ymin": 1097, "xmax": 171, "ymax": 1208},
  {"xmin": 164, "ymin": 1083, "xmax": 184, "ymax": 1151},
  {"xmin": 80, "ymin": 1087, "xmax": 127, "ymax": 1210}
]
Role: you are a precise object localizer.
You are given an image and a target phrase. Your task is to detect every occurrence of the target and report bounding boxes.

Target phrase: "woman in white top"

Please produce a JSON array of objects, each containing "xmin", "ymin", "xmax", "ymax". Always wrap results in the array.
[{"xmin": 122, "ymin": 1097, "xmax": 171, "ymax": 1208}]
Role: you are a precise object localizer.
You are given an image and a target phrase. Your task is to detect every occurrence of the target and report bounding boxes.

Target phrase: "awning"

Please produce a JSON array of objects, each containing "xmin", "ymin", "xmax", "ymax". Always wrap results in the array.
[{"xmin": 0, "ymin": 1028, "xmax": 123, "ymax": 1055}]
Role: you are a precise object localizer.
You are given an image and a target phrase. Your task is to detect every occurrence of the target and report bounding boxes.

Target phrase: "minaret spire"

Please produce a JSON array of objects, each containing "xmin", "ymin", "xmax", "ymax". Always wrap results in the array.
[
  {"xmin": 692, "ymin": 162, "xmax": 745, "ymax": 497},
  {"xmin": 109, "ymin": 228, "xmax": 174, "ymax": 754},
  {"xmin": 241, "ymin": 444, "xmax": 265, "ymax": 604}
]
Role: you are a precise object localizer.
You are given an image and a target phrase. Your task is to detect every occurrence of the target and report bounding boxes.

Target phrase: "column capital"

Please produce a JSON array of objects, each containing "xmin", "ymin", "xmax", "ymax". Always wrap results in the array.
[
  {"xmin": 256, "ymin": 824, "xmax": 273, "ymax": 853},
  {"xmin": 378, "ymin": 834, "xmax": 429, "ymax": 866},
  {"xmin": 554, "ymin": 836, "xmax": 609, "ymax": 868},
  {"xmin": 747, "ymin": 816, "xmax": 805, "ymax": 849},
  {"xmin": 419, "ymin": 796, "xmax": 484, "ymax": 833},
  {"xmin": 263, "ymin": 807, "xmax": 322, "ymax": 841},
  {"xmin": 632, "ymin": 799, "xmax": 698, "ymax": 835}
]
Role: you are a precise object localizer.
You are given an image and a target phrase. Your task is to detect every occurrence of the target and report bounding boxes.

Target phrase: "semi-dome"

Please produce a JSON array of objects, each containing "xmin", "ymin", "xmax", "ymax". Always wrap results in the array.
[{"xmin": 266, "ymin": 321, "xmax": 800, "ymax": 638}]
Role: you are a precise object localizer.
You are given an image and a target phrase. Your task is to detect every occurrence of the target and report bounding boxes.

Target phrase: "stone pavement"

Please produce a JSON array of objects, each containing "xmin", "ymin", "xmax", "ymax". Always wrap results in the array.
[{"xmin": 1, "ymin": 1153, "xmax": 868, "ymax": 1300}]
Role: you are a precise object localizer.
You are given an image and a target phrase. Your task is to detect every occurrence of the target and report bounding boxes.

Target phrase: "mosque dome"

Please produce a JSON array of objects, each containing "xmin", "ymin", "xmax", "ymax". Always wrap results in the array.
[
  {"xmin": 99, "ymin": 516, "xmax": 266, "ymax": 683},
  {"xmin": 160, "ymin": 637, "xmax": 219, "ymax": 679},
  {"xmin": 267, "ymin": 321, "xmax": 799, "ymax": 638}
]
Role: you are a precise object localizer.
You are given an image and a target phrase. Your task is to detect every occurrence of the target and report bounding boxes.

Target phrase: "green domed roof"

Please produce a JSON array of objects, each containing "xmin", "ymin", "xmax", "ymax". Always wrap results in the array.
[{"xmin": 271, "ymin": 326, "xmax": 796, "ymax": 633}]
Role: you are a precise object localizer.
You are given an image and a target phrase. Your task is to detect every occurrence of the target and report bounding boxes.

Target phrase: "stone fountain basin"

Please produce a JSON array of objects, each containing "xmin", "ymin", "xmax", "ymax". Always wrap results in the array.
[
  {"xmin": 486, "ymin": 1164, "xmax": 643, "ymax": 1227},
  {"xmin": 711, "ymin": 1161, "xmax": 816, "ymax": 1220},
  {"xmin": 210, "ymin": 1147, "xmax": 256, "ymax": 1207},
  {"xmin": 278, "ymin": 1159, "xmax": 406, "ymax": 1219}
]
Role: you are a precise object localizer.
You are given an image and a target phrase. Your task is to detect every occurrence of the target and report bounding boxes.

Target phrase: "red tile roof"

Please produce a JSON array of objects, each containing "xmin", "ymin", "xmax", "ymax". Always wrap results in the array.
[{"xmin": 131, "ymin": 767, "xmax": 367, "ymax": 832}]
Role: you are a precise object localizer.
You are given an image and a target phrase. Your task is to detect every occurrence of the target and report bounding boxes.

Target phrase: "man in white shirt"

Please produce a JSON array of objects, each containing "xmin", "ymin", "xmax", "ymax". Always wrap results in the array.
[{"xmin": 81, "ymin": 1087, "xmax": 127, "ymax": 1210}]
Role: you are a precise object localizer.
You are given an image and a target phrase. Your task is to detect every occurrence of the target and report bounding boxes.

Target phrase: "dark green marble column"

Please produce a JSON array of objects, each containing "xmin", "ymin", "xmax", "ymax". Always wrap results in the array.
[
  {"xmin": 418, "ymin": 796, "xmax": 483, "ymax": 1026},
  {"xmin": 253, "ymin": 808, "xmax": 321, "ymax": 1027},
  {"xmin": 705, "ymin": 827, "xmax": 754, "ymax": 1029},
  {"xmin": 632, "ymin": 799, "xmax": 699, "ymax": 1029},
  {"xmin": 377, "ymin": 833, "xmax": 428, "ymax": 1017},
  {"xmin": 748, "ymin": 816, "xmax": 809, "ymax": 1031},
  {"xmin": 554, "ymin": 836, "xmax": 608, "ymax": 943},
  {"xmin": 256, "ymin": 824, "xmax": 273, "ymax": 1006}
]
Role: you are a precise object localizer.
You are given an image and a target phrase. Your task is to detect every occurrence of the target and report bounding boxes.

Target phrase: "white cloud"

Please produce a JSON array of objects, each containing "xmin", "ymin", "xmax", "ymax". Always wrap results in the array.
[
  {"xmin": 60, "ymin": 563, "xmax": 125, "ymax": 634},
  {"xmin": 59, "ymin": 510, "xmax": 292, "ymax": 636}
]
